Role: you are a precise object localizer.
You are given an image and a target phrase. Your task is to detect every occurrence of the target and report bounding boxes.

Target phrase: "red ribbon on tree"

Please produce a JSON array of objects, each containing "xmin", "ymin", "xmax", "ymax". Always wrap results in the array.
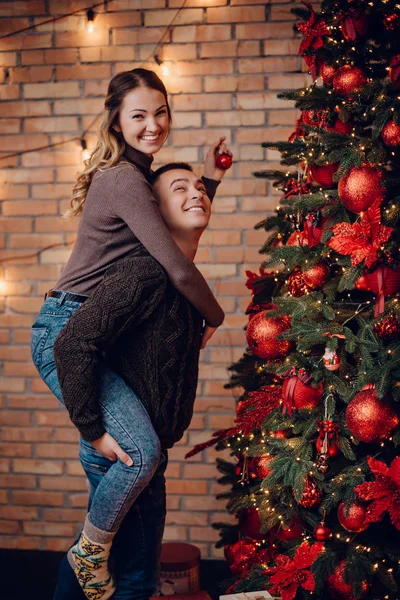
[
  {"xmin": 297, "ymin": 3, "xmax": 329, "ymax": 80},
  {"xmin": 282, "ymin": 368, "xmax": 312, "ymax": 416},
  {"xmin": 389, "ymin": 54, "xmax": 400, "ymax": 87}
]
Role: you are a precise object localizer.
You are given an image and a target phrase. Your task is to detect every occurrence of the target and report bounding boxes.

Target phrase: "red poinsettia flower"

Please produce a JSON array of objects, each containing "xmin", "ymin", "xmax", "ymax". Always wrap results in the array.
[
  {"xmin": 265, "ymin": 541, "xmax": 324, "ymax": 600},
  {"xmin": 296, "ymin": 4, "xmax": 329, "ymax": 79},
  {"xmin": 245, "ymin": 268, "xmax": 269, "ymax": 292},
  {"xmin": 356, "ymin": 456, "xmax": 400, "ymax": 530},
  {"xmin": 327, "ymin": 201, "xmax": 394, "ymax": 268}
]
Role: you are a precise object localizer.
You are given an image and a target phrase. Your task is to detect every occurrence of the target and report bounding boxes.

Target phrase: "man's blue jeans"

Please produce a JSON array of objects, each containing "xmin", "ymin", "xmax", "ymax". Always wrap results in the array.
[{"xmin": 31, "ymin": 294, "xmax": 167, "ymax": 598}]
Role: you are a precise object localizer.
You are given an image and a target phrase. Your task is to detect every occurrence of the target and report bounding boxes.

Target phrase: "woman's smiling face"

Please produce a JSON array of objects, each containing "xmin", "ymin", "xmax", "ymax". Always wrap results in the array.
[{"xmin": 116, "ymin": 86, "xmax": 170, "ymax": 156}]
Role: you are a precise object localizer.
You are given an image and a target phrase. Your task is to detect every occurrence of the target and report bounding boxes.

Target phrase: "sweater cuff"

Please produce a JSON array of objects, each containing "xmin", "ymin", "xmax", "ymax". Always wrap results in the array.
[
  {"xmin": 201, "ymin": 176, "xmax": 221, "ymax": 203},
  {"xmin": 78, "ymin": 420, "xmax": 107, "ymax": 443}
]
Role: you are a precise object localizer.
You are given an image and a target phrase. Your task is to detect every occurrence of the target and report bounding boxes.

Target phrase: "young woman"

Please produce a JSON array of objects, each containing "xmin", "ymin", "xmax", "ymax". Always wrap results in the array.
[{"xmin": 31, "ymin": 69, "xmax": 230, "ymax": 600}]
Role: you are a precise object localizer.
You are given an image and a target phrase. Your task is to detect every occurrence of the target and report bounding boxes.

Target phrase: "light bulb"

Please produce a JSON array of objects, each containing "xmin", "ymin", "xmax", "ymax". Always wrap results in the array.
[
  {"xmin": 161, "ymin": 63, "xmax": 169, "ymax": 76},
  {"xmin": 82, "ymin": 149, "xmax": 91, "ymax": 161},
  {"xmin": 87, "ymin": 21, "xmax": 94, "ymax": 33}
]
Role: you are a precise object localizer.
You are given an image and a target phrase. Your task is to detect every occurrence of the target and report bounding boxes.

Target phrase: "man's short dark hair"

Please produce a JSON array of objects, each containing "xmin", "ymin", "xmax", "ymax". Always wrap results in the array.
[{"xmin": 150, "ymin": 162, "xmax": 193, "ymax": 185}]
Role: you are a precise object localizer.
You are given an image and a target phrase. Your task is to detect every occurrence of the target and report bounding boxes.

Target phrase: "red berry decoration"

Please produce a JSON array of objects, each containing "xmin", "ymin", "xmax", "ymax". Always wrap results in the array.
[
  {"xmin": 381, "ymin": 120, "xmax": 400, "ymax": 147},
  {"xmin": 338, "ymin": 501, "xmax": 368, "ymax": 532},
  {"xmin": 298, "ymin": 477, "xmax": 322, "ymax": 508},
  {"xmin": 346, "ymin": 389, "xmax": 399, "ymax": 443},
  {"xmin": 314, "ymin": 523, "xmax": 332, "ymax": 541},
  {"xmin": 216, "ymin": 153, "xmax": 232, "ymax": 170},
  {"xmin": 287, "ymin": 270, "xmax": 311, "ymax": 297},
  {"xmin": 320, "ymin": 62, "xmax": 335, "ymax": 85},
  {"xmin": 389, "ymin": 55, "xmax": 400, "ymax": 88},
  {"xmin": 333, "ymin": 65, "xmax": 367, "ymax": 97},
  {"xmin": 328, "ymin": 560, "xmax": 369, "ymax": 600},
  {"xmin": 338, "ymin": 165, "xmax": 385, "ymax": 213},
  {"xmin": 310, "ymin": 163, "xmax": 338, "ymax": 187},
  {"xmin": 246, "ymin": 310, "xmax": 292, "ymax": 360},
  {"xmin": 374, "ymin": 315, "xmax": 400, "ymax": 341},
  {"xmin": 303, "ymin": 262, "xmax": 330, "ymax": 289}
]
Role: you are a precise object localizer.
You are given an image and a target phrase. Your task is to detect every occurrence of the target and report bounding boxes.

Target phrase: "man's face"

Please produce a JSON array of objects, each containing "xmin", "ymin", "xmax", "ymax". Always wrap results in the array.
[{"xmin": 153, "ymin": 169, "xmax": 211, "ymax": 234}]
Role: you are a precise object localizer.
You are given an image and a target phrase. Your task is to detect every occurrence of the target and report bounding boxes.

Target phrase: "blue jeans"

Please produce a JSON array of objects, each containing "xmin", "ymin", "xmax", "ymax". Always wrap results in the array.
[{"xmin": 31, "ymin": 294, "xmax": 166, "ymax": 598}]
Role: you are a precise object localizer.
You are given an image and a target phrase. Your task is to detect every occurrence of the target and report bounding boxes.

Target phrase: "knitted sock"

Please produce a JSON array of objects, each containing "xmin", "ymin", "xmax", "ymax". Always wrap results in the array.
[{"xmin": 67, "ymin": 515, "xmax": 116, "ymax": 600}]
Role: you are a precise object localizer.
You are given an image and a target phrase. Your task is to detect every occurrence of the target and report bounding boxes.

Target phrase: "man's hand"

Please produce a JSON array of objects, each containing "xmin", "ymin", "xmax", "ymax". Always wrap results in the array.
[
  {"xmin": 200, "ymin": 324, "xmax": 218, "ymax": 349},
  {"xmin": 204, "ymin": 136, "xmax": 233, "ymax": 181},
  {"xmin": 91, "ymin": 432, "xmax": 134, "ymax": 466}
]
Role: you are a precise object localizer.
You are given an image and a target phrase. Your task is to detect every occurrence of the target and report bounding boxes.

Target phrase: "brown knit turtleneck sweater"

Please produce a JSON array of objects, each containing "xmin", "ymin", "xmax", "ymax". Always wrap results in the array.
[{"xmin": 56, "ymin": 145, "xmax": 224, "ymax": 327}]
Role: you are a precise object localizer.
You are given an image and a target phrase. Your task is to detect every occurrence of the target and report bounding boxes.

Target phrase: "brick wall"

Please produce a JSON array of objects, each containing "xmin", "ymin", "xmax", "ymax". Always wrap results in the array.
[{"xmin": 0, "ymin": 0, "xmax": 305, "ymax": 558}]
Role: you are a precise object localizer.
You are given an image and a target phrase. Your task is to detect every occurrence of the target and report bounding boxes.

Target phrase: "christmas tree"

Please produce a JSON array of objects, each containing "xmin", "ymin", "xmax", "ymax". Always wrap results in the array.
[{"xmin": 188, "ymin": 1, "xmax": 400, "ymax": 598}]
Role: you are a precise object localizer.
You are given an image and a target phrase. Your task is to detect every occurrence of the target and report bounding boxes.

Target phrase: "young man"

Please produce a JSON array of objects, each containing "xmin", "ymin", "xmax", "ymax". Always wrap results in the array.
[{"xmin": 52, "ymin": 163, "xmax": 216, "ymax": 600}]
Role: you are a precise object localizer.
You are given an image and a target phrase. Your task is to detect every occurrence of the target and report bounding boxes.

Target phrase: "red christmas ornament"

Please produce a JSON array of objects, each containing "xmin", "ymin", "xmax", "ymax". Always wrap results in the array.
[
  {"xmin": 246, "ymin": 310, "xmax": 292, "ymax": 360},
  {"xmin": 314, "ymin": 523, "xmax": 332, "ymax": 541},
  {"xmin": 340, "ymin": 9, "xmax": 369, "ymax": 41},
  {"xmin": 239, "ymin": 507, "xmax": 263, "ymax": 540},
  {"xmin": 365, "ymin": 266, "xmax": 400, "ymax": 316},
  {"xmin": 374, "ymin": 315, "xmax": 400, "ymax": 341},
  {"xmin": 381, "ymin": 120, "xmax": 400, "ymax": 147},
  {"xmin": 389, "ymin": 55, "xmax": 400, "ymax": 88},
  {"xmin": 303, "ymin": 262, "xmax": 330, "ymax": 289},
  {"xmin": 248, "ymin": 455, "xmax": 273, "ymax": 480},
  {"xmin": 328, "ymin": 560, "xmax": 369, "ymax": 600},
  {"xmin": 310, "ymin": 163, "xmax": 338, "ymax": 187},
  {"xmin": 333, "ymin": 65, "xmax": 367, "ymax": 97},
  {"xmin": 298, "ymin": 477, "xmax": 323, "ymax": 508},
  {"xmin": 338, "ymin": 165, "xmax": 385, "ymax": 213},
  {"xmin": 301, "ymin": 109, "xmax": 324, "ymax": 127},
  {"xmin": 316, "ymin": 436, "xmax": 340, "ymax": 458},
  {"xmin": 338, "ymin": 501, "xmax": 368, "ymax": 532},
  {"xmin": 216, "ymin": 152, "xmax": 233, "ymax": 170},
  {"xmin": 384, "ymin": 14, "xmax": 400, "ymax": 30},
  {"xmin": 304, "ymin": 213, "xmax": 327, "ymax": 248},
  {"xmin": 316, "ymin": 419, "xmax": 341, "ymax": 457},
  {"xmin": 276, "ymin": 520, "xmax": 303, "ymax": 541},
  {"xmin": 287, "ymin": 270, "xmax": 311, "ymax": 297},
  {"xmin": 320, "ymin": 62, "xmax": 335, "ymax": 85},
  {"xmin": 283, "ymin": 376, "xmax": 323, "ymax": 415},
  {"xmin": 346, "ymin": 389, "xmax": 399, "ymax": 443},
  {"xmin": 287, "ymin": 229, "xmax": 307, "ymax": 246}
]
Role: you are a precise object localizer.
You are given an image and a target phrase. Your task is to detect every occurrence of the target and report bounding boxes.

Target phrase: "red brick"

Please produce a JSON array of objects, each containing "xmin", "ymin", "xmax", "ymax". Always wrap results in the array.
[
  {"xmin": 24, "ymin": 82, "xmax": 80, "ymax": 99},
  {"xmin": 172, "ymin": 24, "xmax": 230, "ymax": 43},
  {"xmin": 174, "ymin": 94, "xmax": 232, "ymax": 111},
  {"xmin": 21, "ymin": 49, "xmax": 77, "ymax": 65},
  {"xmin": 55, "ymin": 30, "xmax": 109, "ymax": 48},
  {"xmin": 207, "ymin": 6, "xmax": 265, "ymax": 22},
  {"xmin": 166, "ymin": 512, "xmax": 208, "ymax": 526},
  {"xmin": 43, "ymin": 508, "xmax": 86, "ymax": 522},
  {"xmin": 0, "ymin": 119, "xmax": 20, "ymax": 134},
  {"xmin": 44, "ymin": 538, "xmax": 72, "ymax": 551},
  {"xmin": 56, "ymin": 64, "xmax": 111, "ymax": 81},
  {"xmin": 0, "ymin": 506, "xmax": 38, "ymax": 520},
  {"xmin": 0, "ymin": 522, "xmax": 21, "ymax": 534},
  {"xmin": 35, "ymin": 412, "xmax": 71, "ymax": 427},
  {"xmin": 9, "ymin": 66, "xmax": 53, "ymax": 83},
  {"xmin": 24, "ymin": 116, "xmax": 78, "ymax": 133},
  {"xmin": 200, "ymin": 41, "xmax": 239, "ymax": 58},
  {"xmin": 40, "ymin": 476, "xmax": 87, "ymax": 491},
  {"xmin": 24, "ymin": 522, "xmax": 75, "ymax": 536},
  {"xmin": 0, "ymin": 474, "xmax": 35, "ymax": 488},
  {"xmin": 80, "ymin": 46, "xmax": 135, "ymax": 62},
  {"xmin": 145, "ymin": 9, "xmax": 203, "ymax": 26},
  {"xmin": 0, "ymin": 85, "xmax": 20, "ymax": 100},
  {"xmin": 206, "ymin": 108, "xmax": 264, "ymax": 125},
  {"xmin": 0, "ymin": 535, "xmax": 41, "ymax": 549},
  {"xmin": 12, "ymin": 491, "xmax": 64, "ymax": 506},
  {"xmin": 0, "ymin": 52, "xmax": 17, "ymax": 67},
  {"xmin": 113, "ymin": 27, "xmax": 168, "ymax": 46},
  {"xmin": 0, "ymin": 34, "xmax": 52, "ymax": 52},
  {"xmin": 0, "ymin": 100, "xmax": 51, "ymax": 117},
  {"xmin": 1, "ymin": 427, "xmax": 53, "ymax": 442},
  {"xmin": 238, "ymin": 57, "xmax": 298, "ymax": 74},
  {"xmin": 13, "ymin": 460, "xmax": 63, "ymax": 475}
]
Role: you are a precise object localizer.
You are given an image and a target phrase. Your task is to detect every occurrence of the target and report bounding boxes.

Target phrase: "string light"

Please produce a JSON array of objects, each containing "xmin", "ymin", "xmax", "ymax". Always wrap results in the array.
[
  {"xmin": 80, "ymin": 139, "xmax": 91, "ymax": 162},
  {"xmin": 86, "ymin": 8, "xmax": 95, "ymax": 33}
]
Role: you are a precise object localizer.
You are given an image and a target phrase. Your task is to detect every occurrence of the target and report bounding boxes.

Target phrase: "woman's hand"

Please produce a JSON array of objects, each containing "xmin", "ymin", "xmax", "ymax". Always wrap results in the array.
[
  {"xmin": 204, "ymin": 136, "xmax": 233, "ymax": 181},
  {"xmin": 91, "ymin": 432, "xmax": 134, "ymax": 466},
  {"xmin": 200, "ymin": 324, "xmax": 218, "ymax": 349}
]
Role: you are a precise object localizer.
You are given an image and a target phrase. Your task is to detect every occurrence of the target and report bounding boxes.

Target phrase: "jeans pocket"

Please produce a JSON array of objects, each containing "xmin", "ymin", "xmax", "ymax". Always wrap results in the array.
[
  {"xmin": 79, "ymin": 439, "xmax": 114, "ymax": 476},
  {"xmin": 31, "ymin": 326, "xmax": 50, "ymax": 371}
]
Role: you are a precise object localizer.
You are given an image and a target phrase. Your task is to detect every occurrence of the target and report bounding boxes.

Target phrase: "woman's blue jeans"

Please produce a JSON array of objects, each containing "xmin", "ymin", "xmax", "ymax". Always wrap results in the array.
[{"xmin": 31, "ymin": 294, "xmax": 166, "ymax": 598}]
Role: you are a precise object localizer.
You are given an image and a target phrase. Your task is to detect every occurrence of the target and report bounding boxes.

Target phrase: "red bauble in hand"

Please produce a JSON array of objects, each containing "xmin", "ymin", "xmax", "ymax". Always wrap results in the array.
[
  {"xmin": 338, "ymin": 165, "xmax": 385, "ymax": 213},
  {"xmin": 216, "ymin": 153, "xmax": 232, "ymax": 170},
  {"xmin": 246, "ymin": 310, "xmax": 292, "ymax": 360},
  {"xmin": 346, "ymin": 389, "xmax": 399, "ymax": 443},
  {"xmin": 328, "ymin": 561, "xmax": 369, "ymax": 600},
  {"xmin": 338, "ymin": 501, "xmax": 368, "ymax": 532},
  {"xmin": 333, "ymin": 65, "xmax": 367, "ymax": 97}
]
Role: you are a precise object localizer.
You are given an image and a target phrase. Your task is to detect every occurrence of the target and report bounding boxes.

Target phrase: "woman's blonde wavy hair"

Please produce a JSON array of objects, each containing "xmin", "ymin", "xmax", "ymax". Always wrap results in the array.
[{"xmin": 64, "ymin": 69, "xmax": 172, "ymax": 219}]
